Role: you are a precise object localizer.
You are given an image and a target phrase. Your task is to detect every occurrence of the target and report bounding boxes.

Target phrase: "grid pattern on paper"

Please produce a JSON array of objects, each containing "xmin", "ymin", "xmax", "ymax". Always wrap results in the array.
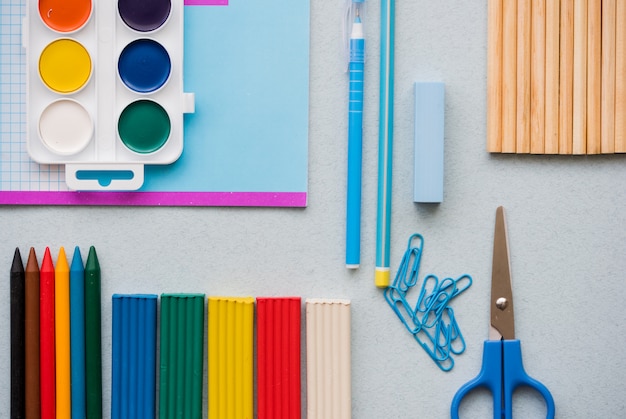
[{"xmin": 0, "ymin": 0, "xmax": 66, "ymax": 192}]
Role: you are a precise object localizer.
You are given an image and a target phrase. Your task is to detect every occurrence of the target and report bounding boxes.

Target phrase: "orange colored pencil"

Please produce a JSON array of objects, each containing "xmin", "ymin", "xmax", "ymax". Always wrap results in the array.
[{"xmin": 55, "ymin": 247, "xmax": 71, "ymax": 418}]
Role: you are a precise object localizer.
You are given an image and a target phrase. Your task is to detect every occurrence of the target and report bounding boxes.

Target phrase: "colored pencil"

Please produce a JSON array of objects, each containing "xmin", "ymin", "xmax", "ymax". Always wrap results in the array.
[
  {"xmin": 55, "ymin": 247, "xmax": 71, "ymax": 418},
  {"xmin": 544, "ymin": 0, "xmax": 560, "ymax": 154},
  {"xmin": 375, "ymin": 0, "xmax": 395, "ymax": 288},
  {"xmin": 112, "ymin": 294, "xmax": 158, "ymax": 419},
  {"xmin": 572, "ymin": 0, "xmax": 588, "ymax": 154},
  {"xmin": 616, "ymin": 0, "xmax": 626, "ymax": 153},
  {"xmin": 601, "ymin": 0, "xmax": 616, "ymax": 154},
  {"xmin": 40, "ymin": 247, "xmax": 55, "ymax": 419},
  {"xmin": 70, "ymin": 247, "xmax": 86, "ymax": 418},
  {"xmin": 306, "ymin": 299, "xmax": 351, "ymax": 419},
  {"xmin": 159, "ymin": 294, "xmax": 204, "ymax": 419},
  {"xmin": 530, "ymin": 0, "xmax": 546, "ymax": 154},
  {"xmin": 256, "ymin": 297, "xmax": 301, "ymax": 419},
  {"xmin": 11, "ymin": 248, "xmax": 25, "ymax": 419},
  {"xmin": 24, "ymin": 248, "xmax": 40, "ymax": 419},
  {"xmin": 85, "ymin": 246, "xmax": 102, "ymax": 419},
  {"xmin": 487, "ymin": 0, "xmax": 503, "ymax": 152},
  {"xmin": 559, "ymin": 0, "xmax": 574, "ymax": 154},
  {"xmin": 516, "ymin": 0, "xmax": 531, "ymax": 153},
  {"xmin": 208, "ymin": 297, "xmax": 254, "ymax": 419},
  {"xmin": 502, "ymin": 0, "xmax": 517, "ymax": 152},
  {"xmin": 586, "ymin": 0, "xmax": 602, "ymax": 154}
]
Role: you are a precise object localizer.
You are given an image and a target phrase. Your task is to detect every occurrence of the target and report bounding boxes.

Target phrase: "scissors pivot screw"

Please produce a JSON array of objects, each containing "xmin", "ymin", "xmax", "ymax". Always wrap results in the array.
[{"xmin": 495, "ymin": 297, "xmax": 508, "ymax": 310}]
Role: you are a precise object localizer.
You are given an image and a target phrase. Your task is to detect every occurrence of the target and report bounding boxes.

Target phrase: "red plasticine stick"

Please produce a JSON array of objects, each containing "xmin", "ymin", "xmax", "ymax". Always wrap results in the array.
[
  {"xmin": 40, "ymin": 247, "xmax": 55, "ymax": 419},
  {"xmin": 256, "ymin": 297, "xmax": 301, "ymax": 419}
]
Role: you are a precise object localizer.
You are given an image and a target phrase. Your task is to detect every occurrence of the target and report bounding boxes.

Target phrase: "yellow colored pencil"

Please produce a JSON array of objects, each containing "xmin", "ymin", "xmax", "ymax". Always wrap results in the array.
[{"xmin": 55, "ymin": 247, "xmax": 71, "ymax": 418}]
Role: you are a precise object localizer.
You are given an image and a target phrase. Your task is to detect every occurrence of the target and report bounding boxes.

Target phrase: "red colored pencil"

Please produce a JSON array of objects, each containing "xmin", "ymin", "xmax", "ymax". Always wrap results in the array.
[{"xmin": 40, "ymin": 247, "xmax": 55, "ymax": 419}]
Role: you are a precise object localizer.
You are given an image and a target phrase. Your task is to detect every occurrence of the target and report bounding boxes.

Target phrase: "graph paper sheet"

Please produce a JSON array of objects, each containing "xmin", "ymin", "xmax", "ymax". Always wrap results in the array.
[{"xmin": 0, "ymin": 0, "xmax": 309, "ymax": 206}]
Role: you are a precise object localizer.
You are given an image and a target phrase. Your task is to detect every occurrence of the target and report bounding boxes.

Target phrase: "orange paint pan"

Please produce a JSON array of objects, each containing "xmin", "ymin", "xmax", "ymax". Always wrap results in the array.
[{"xmin": 39, "ymin": 0, "xmax": 92, "ymax": 33}]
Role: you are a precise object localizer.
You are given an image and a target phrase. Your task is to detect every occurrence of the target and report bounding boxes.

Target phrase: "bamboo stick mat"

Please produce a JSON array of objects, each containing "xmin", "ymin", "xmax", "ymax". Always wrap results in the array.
[{"xmin": 487, "ymin": 0, "xmax": 626, "ymax": 154}]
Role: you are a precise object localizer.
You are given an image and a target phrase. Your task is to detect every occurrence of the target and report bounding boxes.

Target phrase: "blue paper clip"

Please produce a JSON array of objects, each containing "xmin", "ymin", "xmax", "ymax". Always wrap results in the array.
[{"xmin": 383, "ymin": 233, "xmax": 472, "ymax": 371}]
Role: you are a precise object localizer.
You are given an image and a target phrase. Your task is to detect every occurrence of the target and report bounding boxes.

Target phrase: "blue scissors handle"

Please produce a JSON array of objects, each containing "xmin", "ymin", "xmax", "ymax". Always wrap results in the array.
[{"xmin": 451, "ymin": 340, "xmax": 555, "ymax": 419}]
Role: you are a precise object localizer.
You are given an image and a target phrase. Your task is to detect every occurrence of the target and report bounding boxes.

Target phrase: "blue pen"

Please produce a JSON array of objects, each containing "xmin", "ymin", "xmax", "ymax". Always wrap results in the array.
[{"xmin": 346, "ymin": 0, "xmax": 365, "ymax": 269}]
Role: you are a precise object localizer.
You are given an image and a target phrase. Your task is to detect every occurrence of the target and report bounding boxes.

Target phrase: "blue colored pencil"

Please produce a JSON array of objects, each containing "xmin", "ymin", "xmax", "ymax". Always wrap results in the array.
[
  {"xmin": 70, "ymin": 246, "xmax": 86, "ymax": 419},
  {"xmin": 375, "ymin": 0, "xmax": 395, "ymax": 288}
]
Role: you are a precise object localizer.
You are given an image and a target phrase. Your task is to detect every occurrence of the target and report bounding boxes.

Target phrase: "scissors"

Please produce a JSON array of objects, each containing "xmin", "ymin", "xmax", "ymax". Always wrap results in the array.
[{"xmin": 451, "ymin": 207, "xmax": 555, "ymax": 418}]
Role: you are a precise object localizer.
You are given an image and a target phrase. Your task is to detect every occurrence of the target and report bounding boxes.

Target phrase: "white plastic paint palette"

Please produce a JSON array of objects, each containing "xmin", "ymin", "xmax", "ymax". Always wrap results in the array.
[{"xmin": 24, "ymin": 0, "xmax": 194, "ymax": 190}]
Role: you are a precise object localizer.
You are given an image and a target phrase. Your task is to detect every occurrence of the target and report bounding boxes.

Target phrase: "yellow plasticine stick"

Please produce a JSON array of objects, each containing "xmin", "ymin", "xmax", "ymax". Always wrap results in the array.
[
  {"xmin": 55, "ymin": 247, "xmax": 71, "ymax": 419},
  {"xmin": 207, "ymin": 297, "xmax": 254, "ymax": 419}
]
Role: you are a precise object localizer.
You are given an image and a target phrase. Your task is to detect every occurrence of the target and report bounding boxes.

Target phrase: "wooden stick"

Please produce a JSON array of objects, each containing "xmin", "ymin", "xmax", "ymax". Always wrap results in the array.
[
  {"xmin": 601, "ymin": 0, "xmax": 616, "ymax": 154},
  {"xmin": 517, "ymin": 0, "xmax": 532, "ymax": 153},
  {"xmin": 487, "ymin": 0, "xmax": 503, "ymax": 152},
  {"xmin": 586, "ymin": 0, "xmax": 601, "ymax": 154},
  {"xmin": 544, "ymin": 0, "xmax": 560, "ymax": 154},
  {"xmin": 616, "ymin": 0, "xmax": 626, "ymax": 152},
  {"xmin": 530, "ymin": 0, "xmax": 546, "ymax": 154},
  {"xmin": 560, "ymin": 0, "xmax": 575, "ymax": 154},
  {"xmin": 502, "ymin": 0, "xmax": 517, "ymax": 153},
  {"xmin": 572, "ymin": 0, "xmax": 587, "ymax": 155}
]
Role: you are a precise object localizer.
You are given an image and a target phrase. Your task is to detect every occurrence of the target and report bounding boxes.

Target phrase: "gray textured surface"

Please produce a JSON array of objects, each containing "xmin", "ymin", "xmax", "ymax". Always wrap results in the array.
[{"xmin": 1, "ymin": 1, "xmax": 625, "ymax": 417}]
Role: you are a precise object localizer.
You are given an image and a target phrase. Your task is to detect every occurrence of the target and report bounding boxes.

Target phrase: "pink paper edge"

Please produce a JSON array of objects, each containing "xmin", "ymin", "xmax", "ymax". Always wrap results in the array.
[
  {"xmin": 0, "ymin": 192, "xmax": 307, "ymax": 207},
  {"xmin": 184, "ymin": 0, "xmax": 228, "ymax": 5}
]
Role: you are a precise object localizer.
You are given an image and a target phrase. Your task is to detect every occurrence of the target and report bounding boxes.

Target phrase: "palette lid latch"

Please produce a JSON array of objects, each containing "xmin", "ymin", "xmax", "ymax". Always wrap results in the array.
[
  {"xmin": 65, "ymin": 163, "xmax": 145, "ymax": 191},
  {"xmin": 184, "ymin": 92, "xmax": 195, "ymax": 114}
]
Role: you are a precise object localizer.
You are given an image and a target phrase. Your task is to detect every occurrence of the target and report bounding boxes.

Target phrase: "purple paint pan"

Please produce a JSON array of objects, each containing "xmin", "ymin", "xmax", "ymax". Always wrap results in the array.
[{"xmin": 118, "ymin": 0, "xmax": 171, "ymax": 32}]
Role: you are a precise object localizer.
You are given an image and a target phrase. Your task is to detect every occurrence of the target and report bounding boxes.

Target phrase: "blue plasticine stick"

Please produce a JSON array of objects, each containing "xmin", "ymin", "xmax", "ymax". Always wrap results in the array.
[{"xmin": 111, "ymin": 294, "xmax": 157, "ymax": 419}]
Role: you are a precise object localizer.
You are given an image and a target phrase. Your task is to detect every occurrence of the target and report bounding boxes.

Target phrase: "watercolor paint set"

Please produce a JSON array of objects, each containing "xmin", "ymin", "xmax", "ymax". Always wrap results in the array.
[{"xmin": 24, "ymin": 0, "xmax": 195, "ymax": 190}]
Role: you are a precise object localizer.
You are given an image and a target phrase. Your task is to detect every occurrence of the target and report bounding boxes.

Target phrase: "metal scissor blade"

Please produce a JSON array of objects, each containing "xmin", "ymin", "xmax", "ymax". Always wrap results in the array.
[{"xmin": 489, "ymin": 206, "xmax": 515, "ymax": 341}]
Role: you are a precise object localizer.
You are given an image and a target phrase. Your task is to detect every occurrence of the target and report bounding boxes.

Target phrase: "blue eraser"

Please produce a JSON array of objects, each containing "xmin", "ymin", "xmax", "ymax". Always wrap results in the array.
[{"xmin": 414, "ymin": 82, "xmax": 444, "ymax": 203}]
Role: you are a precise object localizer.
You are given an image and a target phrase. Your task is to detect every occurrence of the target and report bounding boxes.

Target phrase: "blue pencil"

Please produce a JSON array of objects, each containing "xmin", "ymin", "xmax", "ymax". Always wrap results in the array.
[
  {"xmin": 375, "ymin": 0, "xmax": 395, "ymax": 287},
  {"xmin": 70, "ymin": 246, "xmax": 86, "ymax": 418}
]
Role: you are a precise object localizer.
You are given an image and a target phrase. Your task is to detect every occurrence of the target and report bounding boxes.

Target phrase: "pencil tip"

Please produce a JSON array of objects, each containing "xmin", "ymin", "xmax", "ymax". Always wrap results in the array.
[
  {"xmin": 41, "ymin": 247, "xmax": 54, "ymax": 271},
  {"xmin": 86, "ymin": 246, "xmax": 100, "ymax": 270},
  {"xmin": 26, "ymin": 247, "xmax": 39, "ymax": 272},
  {"xmin": 71, "ymin": 247, "xmax": 84, "ymax": 271},
  {"xmin": 11, "ymin": 247, "xmax": 24, "ymax": 272}
]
